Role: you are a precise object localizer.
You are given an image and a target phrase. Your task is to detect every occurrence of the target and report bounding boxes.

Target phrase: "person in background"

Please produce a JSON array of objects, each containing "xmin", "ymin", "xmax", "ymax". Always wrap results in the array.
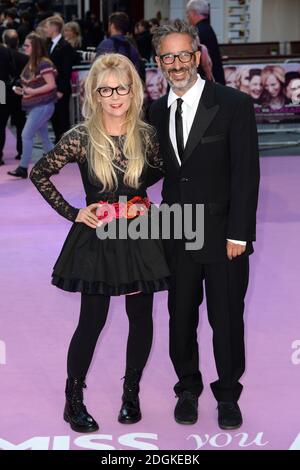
[
  {"xmin": 63, "ymin": 21, "xmax": 82, "ymax": 65},
  {"xmin": 95, "ymin": 12, "xmax": 141, "ymax": 77},
  {"xmin": 35, "ymin": 18, "xmax": 48, "ymax": 40},
  {"xmin": 29, "ymin": 53, "xmax": 170, "ymax": 433},
  {"xmin": 45, "ymin": 15, "xmax": 74, "ymax": 143},
  {"xmin": 63, "ymin": 21, "xmax": 82, "ymax": 50},
  {"xmin": 3, "ymin": 7, "xmax": 19, "ymax": 31},
  {"xmin": 186, "ymin": 0, "xmax": 225, "ymax": 84},
  {"xmin": 81, "ymin": 11, "xmax": 104, "ymax": 49},
  {"xmin": 35, "ymin": 0, "xmax": 53, "ymax": 26},
  {"xmin": 7, "ymin": 32, "xmax": 57, "ymax": 178},
  {"xmin": 0, "ymin": 29, "xmax": 28, "ymax": 166},
  {"xmin": 149, "ymin": 18, "xmax": 160, "ymax": 34},
  {"xmin": 135, "ymin": 20, "xmax": 152, "ymax": 62},
  {"xmin": 198, "ymin": 43, "xmax": 213, "ymax": 81},
  {"xmin": 17, "ymin": 11, "xmax": 33, "ymax": 46}
]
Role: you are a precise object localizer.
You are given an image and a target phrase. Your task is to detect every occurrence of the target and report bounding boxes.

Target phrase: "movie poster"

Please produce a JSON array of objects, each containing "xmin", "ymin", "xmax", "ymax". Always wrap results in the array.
[{"xmin": 224, "ymin": 63, "xmax": 300, "ymax": 123}]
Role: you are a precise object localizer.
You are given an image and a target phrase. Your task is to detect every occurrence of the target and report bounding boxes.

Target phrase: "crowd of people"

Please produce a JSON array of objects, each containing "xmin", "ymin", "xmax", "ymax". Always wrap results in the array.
[{"xmin": 0, "ymin": 0, "xmax": 227, "ymax": 169}]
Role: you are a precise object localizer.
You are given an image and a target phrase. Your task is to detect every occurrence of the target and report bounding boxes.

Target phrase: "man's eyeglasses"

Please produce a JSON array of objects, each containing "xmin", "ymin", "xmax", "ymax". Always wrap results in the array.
[
  {"xmin": 96, "ymin": 85, "xmax": 131, "ymax": 98},
  {"xmin": 159, "ymin": 51, "xmax": 195, "ymax": 65}
]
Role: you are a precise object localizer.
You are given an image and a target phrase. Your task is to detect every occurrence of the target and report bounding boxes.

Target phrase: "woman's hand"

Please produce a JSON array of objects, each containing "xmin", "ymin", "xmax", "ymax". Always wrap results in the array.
[
  {"xmin": 75, "ymin": 203, "xmax": 99, "ymax": 228},
  {"xmin": 23, "ymin": 86, "xmax": 36, "ymax": 96},
  {"xmin": 13, "ymin": 86, "xmax": 24, "ymax": 96}
]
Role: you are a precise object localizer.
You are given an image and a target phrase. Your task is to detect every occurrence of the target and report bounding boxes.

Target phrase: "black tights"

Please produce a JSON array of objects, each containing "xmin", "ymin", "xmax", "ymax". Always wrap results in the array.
[{"xmin": 67, "ymin": 292, "xmax": 154, "ymax": 378}]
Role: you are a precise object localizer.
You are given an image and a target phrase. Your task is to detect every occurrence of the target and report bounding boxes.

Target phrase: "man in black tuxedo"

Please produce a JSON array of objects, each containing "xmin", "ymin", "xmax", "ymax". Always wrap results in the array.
[
  {"xmin": 45, "ymin": 16, "xmax": 74, "ymax": 143},
  {"xmin": 150, "ymin": 21, "xmax": 259, "ymax": 429}
]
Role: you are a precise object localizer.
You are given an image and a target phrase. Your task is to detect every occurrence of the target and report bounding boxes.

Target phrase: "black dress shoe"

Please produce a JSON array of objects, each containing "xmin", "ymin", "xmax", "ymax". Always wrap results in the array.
[
  {"xmin": 174, "ymin": 391, "xmax": 198, "ymax": 424},
  {"xmin": 7, "ymin": 166, "xmax": 28, "ymax": 178},
  {"xmin": 217, "ymin": 402, "xmax": 242, "ymax": 430}
]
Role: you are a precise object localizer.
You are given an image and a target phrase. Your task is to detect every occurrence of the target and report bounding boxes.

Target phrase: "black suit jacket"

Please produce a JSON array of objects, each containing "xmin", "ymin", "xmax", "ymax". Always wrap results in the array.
[
  {"xmin": 7, "ymin": 49, "xmax": 28, "ymax": 106},
  {"xmin": 196, "ymin": 19, "xmax": 225, "ymax": 85},
  {"xmin": 0, "ymin": 45, "xmax": 11, "ymax": 83},
  {"xmin": 48, "ymin": 37, "xmax": 74, "ymax": 96},
  {"xmin": 149, "ymin": 80, "xmax": 260, "ymax": 263},
  {"xmin": 11, "ymin": 49, "xmax": 28, "ymax": 77},
  {"xmin": 0, "ymin": 46, "xmax": 27, "ymax": 99}
]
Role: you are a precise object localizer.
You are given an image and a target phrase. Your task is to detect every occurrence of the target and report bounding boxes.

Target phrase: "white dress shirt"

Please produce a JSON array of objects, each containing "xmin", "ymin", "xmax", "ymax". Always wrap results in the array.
[
  {"xmin": 49, "ymin": 33, "xmax": 62, "ymax": 54},
  {"xmin": 167, "ymin": 74, "xmax": 246, "ymax": 247}
]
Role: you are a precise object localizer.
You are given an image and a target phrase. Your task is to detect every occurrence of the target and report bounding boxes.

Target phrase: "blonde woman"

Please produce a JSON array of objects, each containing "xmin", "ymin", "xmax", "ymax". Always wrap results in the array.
[
  {"xmin": 30, "ymin": 54, "xmax": 170, "ymax": 433},
  {"xmin": 63, "ymin": 21, "xmax": 82, "ymax": 49}
]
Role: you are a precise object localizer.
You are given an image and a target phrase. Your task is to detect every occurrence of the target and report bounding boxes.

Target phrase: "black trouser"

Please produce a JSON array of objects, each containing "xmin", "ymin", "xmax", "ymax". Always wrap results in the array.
[
  {"xmin": 67, "ymin": 292, "xmax": 154, "ymax": 378},
  {"xmin": 168, "ymin": 242, "xmax": 249, "ymax": 402},
  {"xmin": 0, "ymin": 102, "xmax": 26, "ymax": 159},
  {"xmin": 51, "ymin": 93, "xmax": 71, "ymax": 144}
]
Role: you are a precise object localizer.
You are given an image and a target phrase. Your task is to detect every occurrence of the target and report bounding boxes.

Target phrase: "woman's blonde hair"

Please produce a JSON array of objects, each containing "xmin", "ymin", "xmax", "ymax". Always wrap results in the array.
[
  {"xmin": 63, "ymin": 21, "xmax": 82, "ymax": 48},
  {"xmin": 82, "ymin": 53, "xmax": 153, "ymax": 191}
]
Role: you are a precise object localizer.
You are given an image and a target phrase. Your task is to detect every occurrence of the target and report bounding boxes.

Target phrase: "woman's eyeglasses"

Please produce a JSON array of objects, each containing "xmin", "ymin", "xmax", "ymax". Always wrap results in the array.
[
  {"xmin": 159, "ymin": 51, "xmax": 195, "ymax": 65},
  {"xmin": 96, "ymin": 85, "xmax": 132, "ymax": 98}
]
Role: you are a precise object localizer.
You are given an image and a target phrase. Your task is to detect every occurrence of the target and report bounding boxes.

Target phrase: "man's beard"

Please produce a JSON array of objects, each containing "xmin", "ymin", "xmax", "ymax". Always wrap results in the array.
[{"xmin": 162, "ymin": 63, "xmax": 198, "ymax": 92}]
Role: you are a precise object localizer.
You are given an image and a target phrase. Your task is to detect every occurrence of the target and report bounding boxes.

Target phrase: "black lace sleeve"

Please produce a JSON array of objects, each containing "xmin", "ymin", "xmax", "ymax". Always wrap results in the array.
[
  {"xmin": 30, "ymin": 125, "xmax": 88, "ymax": 222},
  {"xmin": 144, "ymin": 128, "xmax": 165, "ymax": 187}
]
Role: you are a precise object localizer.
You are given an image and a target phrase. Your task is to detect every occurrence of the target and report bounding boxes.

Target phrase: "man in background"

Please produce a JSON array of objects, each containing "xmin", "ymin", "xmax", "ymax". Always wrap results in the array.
[{"xmin": 186, "ymin": 0, "xmax": 225, "ymax": 85}]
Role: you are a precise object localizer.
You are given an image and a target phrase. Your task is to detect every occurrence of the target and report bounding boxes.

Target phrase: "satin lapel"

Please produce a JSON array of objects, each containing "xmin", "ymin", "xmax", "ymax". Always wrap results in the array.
[{"xmin": 182, "ymin": 81, "xmax": 220, "ymax": 165}]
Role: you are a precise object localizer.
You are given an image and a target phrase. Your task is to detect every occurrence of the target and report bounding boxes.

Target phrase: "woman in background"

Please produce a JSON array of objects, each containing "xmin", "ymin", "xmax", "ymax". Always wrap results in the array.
[
  {"xmin": 8, "ymin": 32, "xmax": 57, "ymax": 178},
  {"xmin": 63, "ymin": 21, "xmax": 82, "ymax": 49}
]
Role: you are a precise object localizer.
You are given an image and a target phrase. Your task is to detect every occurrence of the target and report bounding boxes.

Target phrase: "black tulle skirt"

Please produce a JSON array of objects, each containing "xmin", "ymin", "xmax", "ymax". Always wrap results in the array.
[{"xmin": 51, "ymin": 216, "xmax": 170, "ymax": 296}]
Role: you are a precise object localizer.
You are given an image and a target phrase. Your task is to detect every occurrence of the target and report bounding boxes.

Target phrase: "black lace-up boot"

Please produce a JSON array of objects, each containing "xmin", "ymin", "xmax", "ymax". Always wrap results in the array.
[
  {"xmin": 64, "ymin": 378, "xmax": 99, "ymax": 433},
  {"xmin": 118, "ymin": 368, "xmax": 142, "ymax": 424}
]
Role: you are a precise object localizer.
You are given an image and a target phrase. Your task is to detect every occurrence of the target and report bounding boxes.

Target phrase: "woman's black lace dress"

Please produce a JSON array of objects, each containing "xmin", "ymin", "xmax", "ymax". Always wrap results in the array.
[{"xmin": 30, "ymin": 124, "xmax": 170, "ymax": 295}]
